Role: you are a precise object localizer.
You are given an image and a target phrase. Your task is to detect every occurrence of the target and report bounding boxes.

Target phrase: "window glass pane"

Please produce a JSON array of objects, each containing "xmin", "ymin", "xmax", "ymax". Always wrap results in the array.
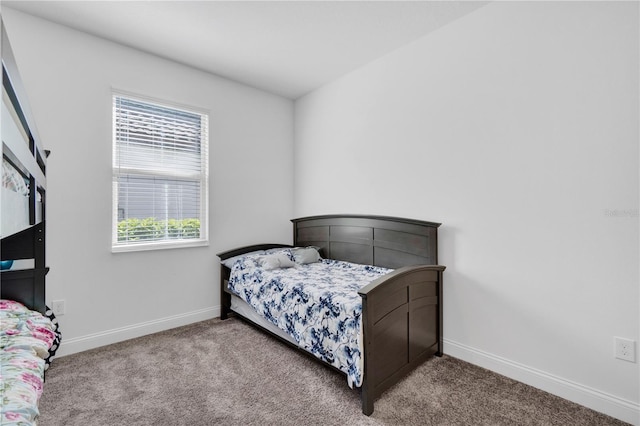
[{"xmin": 113, "ymin": 93, "xmax": 207, "ymax": 249}]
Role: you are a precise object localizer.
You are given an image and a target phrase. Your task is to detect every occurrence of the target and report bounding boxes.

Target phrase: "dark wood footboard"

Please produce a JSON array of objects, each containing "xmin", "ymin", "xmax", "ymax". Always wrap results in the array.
[{"xmin": 359, "ymin": 264, "xmax": 445, "ymax": 415}]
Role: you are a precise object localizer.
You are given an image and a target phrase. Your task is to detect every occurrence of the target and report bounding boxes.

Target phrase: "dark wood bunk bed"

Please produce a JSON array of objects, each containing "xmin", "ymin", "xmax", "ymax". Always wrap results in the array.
[
  {"xmin": 218, "ymin": 214, "xmax": 445, "ymax": 415},
  {"xmin": 1, "ymin": 20, "xmax": 49, "ymax": 313},
  {"xmin": 1, "ymin": 20, "xmax": 60, "ymax": 426}
]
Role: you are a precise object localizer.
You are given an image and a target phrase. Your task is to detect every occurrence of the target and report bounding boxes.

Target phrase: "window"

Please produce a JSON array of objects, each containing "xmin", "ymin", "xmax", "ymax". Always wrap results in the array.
[{"xmin": 112, "ymin": 93, "xmax": 208, "ymax": 252}]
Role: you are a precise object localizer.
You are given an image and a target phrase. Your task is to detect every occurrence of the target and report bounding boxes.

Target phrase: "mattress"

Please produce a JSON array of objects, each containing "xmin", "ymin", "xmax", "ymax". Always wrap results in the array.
[{"xmin": 230, "ymin": 294, "xmax": 297, "ymax": 345}]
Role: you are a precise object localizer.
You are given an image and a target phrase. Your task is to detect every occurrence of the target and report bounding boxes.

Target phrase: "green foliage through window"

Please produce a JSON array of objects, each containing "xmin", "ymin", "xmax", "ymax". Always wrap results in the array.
[{"xmin": 117, "ymin": 218, "xmax": 200, "ymax": 242}]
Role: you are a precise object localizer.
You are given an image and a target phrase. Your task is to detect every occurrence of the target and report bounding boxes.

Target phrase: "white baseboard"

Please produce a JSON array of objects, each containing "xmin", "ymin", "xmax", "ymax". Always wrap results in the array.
[
  {"xmin": 444, "ymin": 338, "xmax": 640, "ymax": 425},
  {"xmin": 56, "ymin": 306, "xmax": 220, "ymax": 357}
]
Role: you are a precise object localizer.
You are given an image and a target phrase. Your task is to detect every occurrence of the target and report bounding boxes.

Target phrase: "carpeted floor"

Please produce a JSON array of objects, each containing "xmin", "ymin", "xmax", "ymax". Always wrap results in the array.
[{"xmin": 38, "ymin": 318, "xmax": 628, "ymax": 426}]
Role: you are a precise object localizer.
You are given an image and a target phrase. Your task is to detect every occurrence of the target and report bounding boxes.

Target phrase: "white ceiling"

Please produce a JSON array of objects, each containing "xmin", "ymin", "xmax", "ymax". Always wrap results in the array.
[{"xmin": 3, "ymin": 1, "xmax": 488, "ymax": 99}]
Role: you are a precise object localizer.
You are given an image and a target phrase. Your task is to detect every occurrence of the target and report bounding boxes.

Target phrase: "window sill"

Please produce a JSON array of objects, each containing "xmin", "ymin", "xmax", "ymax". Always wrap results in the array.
[{"xmin": 112, "ymin": 239, "xmax": 209, "ymax": 253}]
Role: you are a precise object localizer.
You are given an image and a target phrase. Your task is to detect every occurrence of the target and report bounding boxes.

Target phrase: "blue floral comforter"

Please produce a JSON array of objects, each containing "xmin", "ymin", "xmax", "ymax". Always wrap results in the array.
[{"xmin": 228, "ymin": 249, "xmax": 391, "ymax": 387}]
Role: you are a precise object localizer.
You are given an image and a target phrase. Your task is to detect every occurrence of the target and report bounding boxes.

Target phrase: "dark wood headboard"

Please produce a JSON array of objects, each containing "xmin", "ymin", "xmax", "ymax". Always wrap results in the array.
[{"xmin": 292, "ymin": 215, "xmax": 440, "ymax": 269}]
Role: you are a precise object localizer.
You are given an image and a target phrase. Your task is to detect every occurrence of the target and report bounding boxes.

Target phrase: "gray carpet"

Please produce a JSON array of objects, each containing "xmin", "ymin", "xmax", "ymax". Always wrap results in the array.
[{"xmin": 39, "ymin": 318, "xmax": 628, "ymax": 426}]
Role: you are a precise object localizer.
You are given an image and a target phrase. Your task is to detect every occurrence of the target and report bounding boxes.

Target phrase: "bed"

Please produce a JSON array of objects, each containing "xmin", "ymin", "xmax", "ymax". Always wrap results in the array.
[
  {"xmin": 1, "ymin": 300, "xmax": 57, "ymax": 424},
  {"xmin": 1, "ymin": 20, "xmax": 59, "ymax": 425},
  {"xmin": 218, "ymin": 214, "xmax": 445, "ymax": 415}
]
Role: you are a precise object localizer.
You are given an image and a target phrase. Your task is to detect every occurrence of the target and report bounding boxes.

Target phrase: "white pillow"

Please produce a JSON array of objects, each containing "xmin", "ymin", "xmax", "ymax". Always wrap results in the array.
[
  {"xmin": 292, "ymin": 247, "xmax": 321, "ymax": 264},
  {"xmin": 260, "ymin": 253, "xmax": 295, "ymax": 270}
]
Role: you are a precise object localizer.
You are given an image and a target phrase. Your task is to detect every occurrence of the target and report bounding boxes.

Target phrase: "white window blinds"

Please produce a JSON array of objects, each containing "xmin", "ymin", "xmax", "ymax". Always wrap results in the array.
[{"xmin": 112, "ymin": 94, "xmax": 208, "ymax": 251}]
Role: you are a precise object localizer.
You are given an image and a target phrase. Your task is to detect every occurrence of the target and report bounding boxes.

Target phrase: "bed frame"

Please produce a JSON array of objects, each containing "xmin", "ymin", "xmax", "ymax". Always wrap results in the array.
[
  {"xmin": 1, "ymin": 21, "xmax": 49, "ymax": 314},
  {"xmin": 218, "ymin": 214, "xmax": 445, "ymax": 415}
]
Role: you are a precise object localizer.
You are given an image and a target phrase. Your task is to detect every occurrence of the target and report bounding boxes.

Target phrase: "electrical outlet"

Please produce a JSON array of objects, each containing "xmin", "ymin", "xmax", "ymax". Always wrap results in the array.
[
  {"xmin": 614, "ymin": 337, "xmax": 635, "ymax": 362},
  {"xmin": 51, "ymin": 299, "xmax": 65, "ymax": 316}
]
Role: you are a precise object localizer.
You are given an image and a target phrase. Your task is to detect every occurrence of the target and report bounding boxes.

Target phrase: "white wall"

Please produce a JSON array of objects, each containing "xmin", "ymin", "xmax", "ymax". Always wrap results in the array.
[
  {"xmin": 2, "ymin": 9, "xmax": 294, "ymax": 353},
  {"xmin": 295, "ymin": 2, "xmax": 638, "ymax": 423}
]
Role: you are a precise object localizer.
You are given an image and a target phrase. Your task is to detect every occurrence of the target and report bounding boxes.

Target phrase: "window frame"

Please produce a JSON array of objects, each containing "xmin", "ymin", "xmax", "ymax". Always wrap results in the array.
[{"xmin": 111, "ymin": 90, "xmax": 209, "ymax": 253}]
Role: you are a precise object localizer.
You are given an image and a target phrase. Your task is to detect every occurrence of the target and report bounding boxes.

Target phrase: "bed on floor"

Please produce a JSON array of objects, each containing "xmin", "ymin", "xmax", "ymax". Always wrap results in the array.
[
  {"xmin": 218, "ymin": 214, "xmax": 445, "ymax": 415},
  {"xmin": 1, "ymin": 20, "xmax": 59, "ymax": 425}
]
